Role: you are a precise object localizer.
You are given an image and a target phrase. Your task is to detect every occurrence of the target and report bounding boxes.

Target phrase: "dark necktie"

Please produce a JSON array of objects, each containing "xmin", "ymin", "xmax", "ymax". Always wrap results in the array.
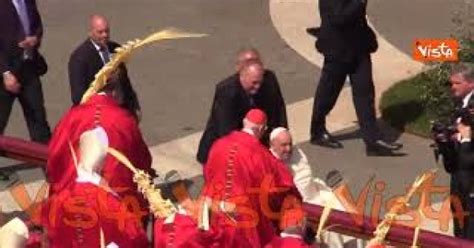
[{"xmin": 99, "ymin": 47, "xmax": 110, "ymax": 64}]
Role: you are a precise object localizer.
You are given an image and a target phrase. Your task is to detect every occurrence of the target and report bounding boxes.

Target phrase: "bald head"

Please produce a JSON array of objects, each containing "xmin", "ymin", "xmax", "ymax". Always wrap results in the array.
[
  {"xmin": 88, "ymin": 14, "xmax": 110, "ymax": 47},
  {"xmin": 270, "ymin": 127, "xmax": 293, "ymax": 161},
  {"xmin": 236, "ymin": 48, "xmax": 262, "ymax": 71},
  {"xmin": 239, "ymin": 61, "xmax": 264, "ymax": 95}
]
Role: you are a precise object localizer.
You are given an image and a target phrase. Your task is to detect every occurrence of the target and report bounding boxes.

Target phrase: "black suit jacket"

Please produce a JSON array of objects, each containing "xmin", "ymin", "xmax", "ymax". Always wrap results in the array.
[
  {"xmin": 314, "ymin": 0, "xmax": 378, "ymax": 62},
  {"xmin": 441, "ymin": 96, "xmax": 474, "ymax": 174},
  {"xmin": 196, "ymin": 70, "xmax": 288, "ymax": 164},
  {"xmin": 68, "ymin": 39, "xmax": 140, "ymax": 115},
  {"xmin": 0, "ymin": 0, "xmax": 44, "ymax": 75}
]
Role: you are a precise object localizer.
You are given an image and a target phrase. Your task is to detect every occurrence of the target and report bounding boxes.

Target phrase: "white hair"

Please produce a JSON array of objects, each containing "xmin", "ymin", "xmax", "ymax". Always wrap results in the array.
[
  {"xmin": 270, "ymin": 127, "xmax": 289, "ymax": 142},
  {"xmin": 242, "ymin": 118, "xmax": 266, "ymax": 136}
]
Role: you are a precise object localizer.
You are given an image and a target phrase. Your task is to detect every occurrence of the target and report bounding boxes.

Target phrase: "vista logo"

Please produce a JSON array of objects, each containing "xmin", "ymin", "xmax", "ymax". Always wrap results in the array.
[{"xmin": 413, "ymin": 39, "xmax": 459, "ymax": 62}]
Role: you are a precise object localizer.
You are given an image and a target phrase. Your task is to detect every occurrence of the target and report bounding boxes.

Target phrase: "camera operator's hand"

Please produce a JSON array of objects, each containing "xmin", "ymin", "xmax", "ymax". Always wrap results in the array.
[
  {"xmin": 457, "ymin": 122, "xmax": 472, "ymax": 142},
  {"xmin": 434, "ymin": 133, "xmax": 450, "ymax": 143}
]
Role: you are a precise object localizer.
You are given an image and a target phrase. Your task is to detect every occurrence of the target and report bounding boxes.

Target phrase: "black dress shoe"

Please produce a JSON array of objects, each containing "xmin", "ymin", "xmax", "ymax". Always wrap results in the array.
[
  {"xmin": 366, "ymin": 142, "xmax": 405, "ymax": 157},
  {"xmin": 373, "ymin": 140, "xmax": 403, "ymax": 150},
  {"xmin": 310, "ymin": 131, "xmax": 343, "ymax": 149}
]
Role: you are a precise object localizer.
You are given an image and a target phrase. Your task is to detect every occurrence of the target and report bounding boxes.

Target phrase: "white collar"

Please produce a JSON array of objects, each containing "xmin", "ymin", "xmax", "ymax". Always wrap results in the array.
[
  {"xmin": 106, "ymin": 242, "xmax": 119, "ymax": 248},
  {"xmin": 164, "ymin": 205, "xmax": 188, "ymax": 224},
  {"xmin": 463, "ymin": 90, "xmax": 474, "ymax": 108},
  {"xmin": 90, "ymin": 39, "xmax": 104, "ymax": 52},
  {"xmin": 280, "ymin": 232, "xmax": 303, "ymax": 239},
  {"xmin": 76, "ymin": 166, "xmax": 102, "ymax": 185}
]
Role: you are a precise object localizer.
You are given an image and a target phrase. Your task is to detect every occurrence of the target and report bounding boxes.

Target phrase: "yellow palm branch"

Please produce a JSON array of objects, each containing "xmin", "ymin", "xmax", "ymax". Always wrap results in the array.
[
  {"xmin": 80, "ymin": 28, "xmax": 207, "ymax": 104},
  {"xmin": 108, "ymin": 147, "xmax": 177, "ymax": 218},
  {"xmin": 369, "ymin": 168, "xmax": 438, "ymax": 245}
]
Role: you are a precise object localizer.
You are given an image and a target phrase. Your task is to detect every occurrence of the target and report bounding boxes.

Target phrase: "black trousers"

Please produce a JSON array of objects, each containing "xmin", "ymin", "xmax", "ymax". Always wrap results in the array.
[
  {"xmin": 451, "ymin": 171, "xmax": 474, "ymax": 240},
  {"xmin": 0, "ymin": 65, "xmax": 51, "ymax": 144},
  {"xmin": 310, "ymin": 55, "xmax": 378, "ymax": 144}
]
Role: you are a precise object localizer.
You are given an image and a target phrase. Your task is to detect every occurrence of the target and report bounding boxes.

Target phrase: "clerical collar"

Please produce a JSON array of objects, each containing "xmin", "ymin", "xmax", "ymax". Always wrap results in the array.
[{"xmin": 462, "ymin": 90, "xmax": 474, "ymax": 108}]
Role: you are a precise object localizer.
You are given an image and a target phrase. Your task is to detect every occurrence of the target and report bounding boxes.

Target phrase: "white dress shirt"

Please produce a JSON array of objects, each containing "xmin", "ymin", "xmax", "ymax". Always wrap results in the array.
[
  {"xmin": 90, "ymin": 39, "xmax": 111, "ymax": 65},
  {"xmin": 457, "ymin": 90, "xmax": 474, "ymax": 142},
  {"xmin": 462, "ymin": 91, "xmax": 474, "ymax": 108}
]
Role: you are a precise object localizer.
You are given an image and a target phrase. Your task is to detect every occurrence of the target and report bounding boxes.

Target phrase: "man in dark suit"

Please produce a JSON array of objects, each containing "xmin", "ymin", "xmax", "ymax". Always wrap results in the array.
[
  {"xmin": 237, "ymin": 49, "xmax": 288, "ymax": 136},
  {"xmin": 197, "ymin": 50, "xmax": 288, "ymax": 165},
  {"xmin": 309, "ymin": 0, "xmax": 402, "ymax": 156},
  {"xmin": 437, "ymin": 64, "xmax": 474, "ymax": 239},
  {"xmin": 68, "ymin": 14, "xmax": 140, "ymax": 119},
  {"xmin": 0, "ymin": 0, "xmax": 51, "ymax": 143}
]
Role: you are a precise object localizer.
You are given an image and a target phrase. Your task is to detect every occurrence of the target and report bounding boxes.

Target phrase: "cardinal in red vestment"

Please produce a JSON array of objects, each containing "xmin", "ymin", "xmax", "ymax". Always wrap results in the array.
[
  {"xmin": 202, "ymin": 109, "xmax": 301, "ymax": 247},
  {"xmin": 43, "ymin": 126, "xmax": 148, "ymax": 247},
  {"xmin": 153, "ymin": 177, "xmax": 225, "ymax": 248},
  {"xmin": 154, "ymin": 208, "xmax": 225, "ymax": 248},
  {"xmin": 265, "ymin": 194, "xmax": 316, "ymax": 248},
  {"xmin": 44, "ymin": 182, "xmax": 148, "ymax": 248},
  {"xmin": 46, "ymin": 74, "xmax": 152, "ymax": 214}
]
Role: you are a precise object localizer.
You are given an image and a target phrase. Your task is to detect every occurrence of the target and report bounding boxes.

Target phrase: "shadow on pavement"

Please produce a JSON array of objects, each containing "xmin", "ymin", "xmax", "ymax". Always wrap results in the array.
[
  {"xmin": 333, "ymin": 119, "xmax": 410, "ymax": 145},
  {"xmin": 381, "ymin": 100, "xmax": 425, "ymax": 133}
]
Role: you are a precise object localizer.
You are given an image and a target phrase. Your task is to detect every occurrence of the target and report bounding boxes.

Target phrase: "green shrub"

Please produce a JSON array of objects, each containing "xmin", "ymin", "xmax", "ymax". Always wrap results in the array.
[
  {"xmin": 380, "ymin": 74, "xmax": 430, "ymax": 136},
  {"xmin": 381, "ymin": 39, "xmax": 474, "ymax": 136},
  {"xmin": 420, "ymin": 39, "xmax": 474, "ymax": 123},
  {"xmin": 382, "ymin": 0, "xmax": 473, "ymax": 135}
]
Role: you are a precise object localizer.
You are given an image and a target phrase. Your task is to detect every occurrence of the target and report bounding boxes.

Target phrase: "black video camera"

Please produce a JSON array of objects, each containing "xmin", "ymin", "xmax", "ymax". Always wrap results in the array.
[
  {"xmin": 431, "ymin": 97, "xmax": 474, "ymax": 142},
  {"xmin": 431, "ymin": 121, "xmax": 457, "ymax": 143}
]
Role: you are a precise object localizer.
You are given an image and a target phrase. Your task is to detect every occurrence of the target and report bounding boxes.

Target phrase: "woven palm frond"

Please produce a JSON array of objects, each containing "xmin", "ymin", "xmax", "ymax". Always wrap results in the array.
[
  {"xmin": 80, "ymin": 29, "xmax": 207, "ymax": 104},
  {"xmin": 108, "ymin": 147, "xmax": 177, "ymax": 218},
  {"xmin": 369, "ymin": 169, "xmax": 438, "ymax": 245}
]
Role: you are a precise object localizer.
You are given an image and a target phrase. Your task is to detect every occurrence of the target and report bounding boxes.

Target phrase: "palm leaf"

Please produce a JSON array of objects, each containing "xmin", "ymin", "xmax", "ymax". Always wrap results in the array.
[{"xmin": 80, "ymin": 29, "xmax": 207, "ymax": 104}]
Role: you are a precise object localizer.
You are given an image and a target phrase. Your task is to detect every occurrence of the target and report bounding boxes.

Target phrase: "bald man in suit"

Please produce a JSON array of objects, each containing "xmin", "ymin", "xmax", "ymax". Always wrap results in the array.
[{"xmin": 68, "ymin": 14, "xmax": 140, "ymax": 119}]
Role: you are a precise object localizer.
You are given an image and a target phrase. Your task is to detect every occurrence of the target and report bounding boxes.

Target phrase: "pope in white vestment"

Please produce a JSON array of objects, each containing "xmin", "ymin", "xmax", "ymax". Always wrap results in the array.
[{"xmin": 269, "ymin": 127, "xmax": 365, "ymax": 248}]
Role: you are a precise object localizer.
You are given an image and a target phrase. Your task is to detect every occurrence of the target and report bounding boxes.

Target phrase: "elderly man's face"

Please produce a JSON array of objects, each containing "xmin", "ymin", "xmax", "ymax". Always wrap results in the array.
[
  {"xmin": 451, "ymin": 73, "xmax": 474, "ymax": 98},
  {"xmin": 271, "ymin": 131, "xmax": 293, "ymax": 161},
  {"xmin": 240, "ymin": 65, "xmax": 263, "ymax": 95}
]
